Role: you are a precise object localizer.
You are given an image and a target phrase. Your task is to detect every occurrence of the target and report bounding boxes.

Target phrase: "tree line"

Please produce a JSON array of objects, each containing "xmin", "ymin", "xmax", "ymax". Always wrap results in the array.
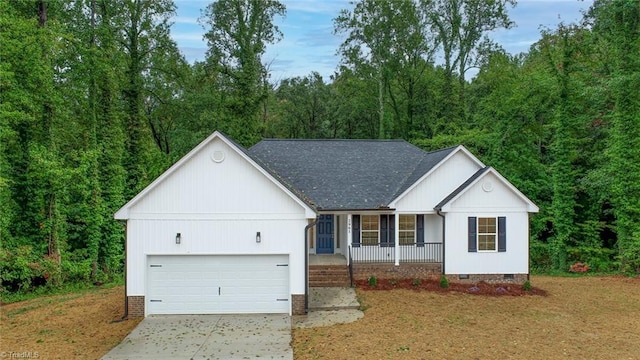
[{"xmin": 1, "ymin": 0, "xmax": 639, "ymax": 295}]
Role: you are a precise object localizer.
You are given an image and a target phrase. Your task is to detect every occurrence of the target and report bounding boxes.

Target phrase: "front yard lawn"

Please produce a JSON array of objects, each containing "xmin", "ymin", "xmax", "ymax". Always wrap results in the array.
[
  {"xmin": 293, "ymin": 276, "xmax": 640, "ymax": 359},
  {"xmin": 1, "ymin": 276, "xmax": 639, "ymax": 359},
  {"xmin": 1, "ymin": 286, "xmax": 140, "ymax": 360}
]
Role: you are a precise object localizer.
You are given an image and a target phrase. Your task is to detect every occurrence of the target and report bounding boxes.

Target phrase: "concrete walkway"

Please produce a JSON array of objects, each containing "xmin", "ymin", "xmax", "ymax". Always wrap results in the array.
[
  {"xmin": 102, "ymin": 314, "xmax": 292, "ymax": 360},
  {"xmin": 294, "ymin": 287, "xmax": 364, "ymax": 328}
]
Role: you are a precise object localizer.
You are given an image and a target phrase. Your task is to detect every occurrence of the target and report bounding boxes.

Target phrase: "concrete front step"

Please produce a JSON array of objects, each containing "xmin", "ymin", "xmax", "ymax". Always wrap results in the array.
[
  {"xmin": 307, "ymin": 287, "xmax": 360, "ymax": 311},
  {"xmin": 309, "ymin": 265, "xmax": 351, "ymax": 287}
]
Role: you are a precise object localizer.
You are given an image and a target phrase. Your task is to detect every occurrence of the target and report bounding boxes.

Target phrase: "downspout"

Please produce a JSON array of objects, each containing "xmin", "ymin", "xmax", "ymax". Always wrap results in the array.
[
  {"xmin": 113, "ymin": 220, "xmax": 128, "ymax": 322},
  {"xmin": 304, "ymin": 216, "xmax": 319, "ymax": 314},
  {"xmin": 436, "ymin": 210, "xmax": 445, "ymax": 275},
  {"xmin": 527, "ymin": 213, "xmax": 531, "ymax": 282}
]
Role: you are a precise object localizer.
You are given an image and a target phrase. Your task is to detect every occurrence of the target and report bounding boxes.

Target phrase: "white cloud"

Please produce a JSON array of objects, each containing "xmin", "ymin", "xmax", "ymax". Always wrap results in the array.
[
  {"xmin": 173, "ymin": 16, "xmax": 199, "ymax": 25},
  {"xmin": 171, "ymin": 32, "xmax": 206, "ymax": 42}
]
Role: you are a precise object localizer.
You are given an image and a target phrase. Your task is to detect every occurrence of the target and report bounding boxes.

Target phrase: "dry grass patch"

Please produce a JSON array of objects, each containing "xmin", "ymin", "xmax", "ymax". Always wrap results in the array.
[
  {"xmin": 293, "ymin": 276, "xmax": 640, "ymax": 359},
  {"xmin": 0, "ymin": 286, "xmax": 140, "ymax": 360}
]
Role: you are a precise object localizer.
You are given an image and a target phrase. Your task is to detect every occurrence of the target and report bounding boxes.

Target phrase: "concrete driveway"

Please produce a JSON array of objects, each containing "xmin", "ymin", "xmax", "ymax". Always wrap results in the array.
[{"xmin": 102, "ymin": 314, "xmax": 292, "ymax": 360}]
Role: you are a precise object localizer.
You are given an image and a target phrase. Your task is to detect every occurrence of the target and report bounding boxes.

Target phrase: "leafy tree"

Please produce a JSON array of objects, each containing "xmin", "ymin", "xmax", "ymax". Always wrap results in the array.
[
  {"xmin": 335, "ymin": 0, "xmax": 434, "ymax": 139},
  {"xmin": 539, "ymin": 25, "xmax": 587, "ymax": 271},
  {"xmin": 421, "ymin": 0, "xmax": 515, "ymax": 127},
  {"xmin": 201, "ymin": 0, "xmax": 286, "ymax": 147},
  {"xmin": 589, "ymin": 0, "xmax": 640, "ymax": 273},
  {"xmin": 114, "ymin": 0, "xmax": 178, "ymax": 197},
  {"xmin": 271, "ymin": 72, "xmax": 332, "ymax": 138}
]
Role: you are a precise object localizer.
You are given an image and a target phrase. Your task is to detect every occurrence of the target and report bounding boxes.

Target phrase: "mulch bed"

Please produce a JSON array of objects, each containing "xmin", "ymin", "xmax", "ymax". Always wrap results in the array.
[{"xmin": 354, "ymin": 277, "xmax": 548, "ymax": 296}]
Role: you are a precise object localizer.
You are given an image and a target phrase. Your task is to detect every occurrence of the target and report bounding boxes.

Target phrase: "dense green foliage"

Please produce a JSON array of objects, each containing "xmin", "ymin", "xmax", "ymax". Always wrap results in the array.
[{"xmin": 1, "ymin": 0, "xmax": 639, "ymax": 296}]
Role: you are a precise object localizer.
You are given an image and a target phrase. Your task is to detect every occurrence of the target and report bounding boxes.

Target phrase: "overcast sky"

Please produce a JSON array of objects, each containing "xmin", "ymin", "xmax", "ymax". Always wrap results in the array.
[{"xmin": 171, "ymin": 0, "xmax": 594, "ymax": 82}]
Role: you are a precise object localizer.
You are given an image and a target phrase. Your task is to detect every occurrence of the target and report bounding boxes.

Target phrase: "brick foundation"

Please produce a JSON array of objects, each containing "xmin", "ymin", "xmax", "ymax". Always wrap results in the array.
[
  {"xmin": 353, "ymin": 263, "xmax": 442, "ymax": 280},
  {"xmin": 445, "ymin": 273, "xmax": 529, "ymax": 285},
  {"xmin": 127, "ymin": 296, "xmax": 145, "ymax": 318},
  {"xmin": 351, "ymin": 264, "xmax": 528, "ymax": 285},
  {"xmin": 291, "ymin": 294, "xmax": 305, "ymax": 315}
]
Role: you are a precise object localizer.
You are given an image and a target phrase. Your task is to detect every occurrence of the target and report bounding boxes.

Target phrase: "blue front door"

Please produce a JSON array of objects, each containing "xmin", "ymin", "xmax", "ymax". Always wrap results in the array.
[{"xmin": 316, "ymin": 215, "xmax": 334, "ymax": 254}]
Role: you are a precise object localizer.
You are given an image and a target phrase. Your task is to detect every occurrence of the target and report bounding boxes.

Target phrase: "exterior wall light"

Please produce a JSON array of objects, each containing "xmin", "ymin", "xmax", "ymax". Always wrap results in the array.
[
  {"xmin": 256, "ymin": 232, "xmax": 261, "ymax": 243},
  {"xmin": 176, "ymin": 233, "xmax": 181, "ymax": 244}
]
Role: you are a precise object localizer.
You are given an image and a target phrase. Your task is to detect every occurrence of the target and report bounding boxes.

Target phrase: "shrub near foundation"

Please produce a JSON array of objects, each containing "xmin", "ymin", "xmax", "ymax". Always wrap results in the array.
[{"xmin": 439, "ymin": 275, "xmax": 449, "ymax": 288}]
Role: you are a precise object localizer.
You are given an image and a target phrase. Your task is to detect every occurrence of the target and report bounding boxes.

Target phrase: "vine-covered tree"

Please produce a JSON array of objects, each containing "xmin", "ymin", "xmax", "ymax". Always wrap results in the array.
[
  {"xmin": 201, "ymin": 0, "xmax": 286, "ymax": 147},
  {"xmin": 589, "ymin": 0, "xmax": 640, "ymax": 273}
]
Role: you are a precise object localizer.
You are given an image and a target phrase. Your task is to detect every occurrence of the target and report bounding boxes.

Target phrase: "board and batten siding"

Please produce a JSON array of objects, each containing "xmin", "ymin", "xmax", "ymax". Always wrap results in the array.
[
  {"xmin": 424, "ymin": 214, "xmax": 443, "ymax": 243},
  {"xmin": 391, "ymin": 150, "xmax": 482, "ymax": 212},
  {"xmin": 130, "ymin": 138, "xmax": 306, "ymax": 217},
  {"xmin": 126, "ymin": 218, "xmax": 307, "ymax": 296},
  {"xmin": 445, "ymin": 172, "xmax": 530, "ymax": 211},
  {"xmin": 443, "ymin": 173, "xmax": 531, "ymax": 275},
  {"xmin": 124, "ymin": 136, "xmax": 311, "ymax": 299}
]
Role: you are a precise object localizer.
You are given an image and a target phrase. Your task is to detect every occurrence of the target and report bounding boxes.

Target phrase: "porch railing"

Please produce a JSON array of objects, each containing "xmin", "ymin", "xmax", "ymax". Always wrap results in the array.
[
  {"xmin": 349, "ymin": 242, "xmax": 442, "ymax": 264},
  {"xmin": 348, "ymin": 245, "xmax": 354, "ymax": 287}
]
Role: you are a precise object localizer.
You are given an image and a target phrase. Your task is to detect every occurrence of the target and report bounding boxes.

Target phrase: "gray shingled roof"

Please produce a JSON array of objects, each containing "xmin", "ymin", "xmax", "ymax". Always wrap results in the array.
[{"xmin": 248, "ymin": 139, "xmax": 456, "ymax": 210}]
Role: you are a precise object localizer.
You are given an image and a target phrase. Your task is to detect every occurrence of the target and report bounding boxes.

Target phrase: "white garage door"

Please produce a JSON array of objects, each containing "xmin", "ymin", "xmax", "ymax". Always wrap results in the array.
[{"xmin": 146, "ymin": 255, "xmax": 289, "ymax": 315}]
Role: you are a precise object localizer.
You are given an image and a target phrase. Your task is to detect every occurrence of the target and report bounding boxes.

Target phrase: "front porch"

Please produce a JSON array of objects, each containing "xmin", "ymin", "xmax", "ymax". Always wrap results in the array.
[{"xmin": 309, "ymin": 252, "xmax": 443, "ymax": 288}]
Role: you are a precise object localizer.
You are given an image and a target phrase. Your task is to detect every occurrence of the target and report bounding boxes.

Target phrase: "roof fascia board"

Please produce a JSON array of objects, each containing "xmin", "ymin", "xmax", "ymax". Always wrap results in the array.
[
  {"xmin": 388, "ymin": 145, "xmax": 485, "ymax": 208},
  {"xmin": 439, "ymin": 167, "xmax": 539, "ymax": 213}
]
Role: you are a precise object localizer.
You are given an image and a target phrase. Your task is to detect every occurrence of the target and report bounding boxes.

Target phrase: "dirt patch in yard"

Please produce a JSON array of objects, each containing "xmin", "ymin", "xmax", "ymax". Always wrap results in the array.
[
  {"xmin": 0, "ymin": 286, "xmax": 140, "ymax": 360},
  {"xmin": 294, "ymin": 276, "xmax": 640, "ymax": 360},
  {"xmin": 354, "ymin": 277, "xmax": 548, "ymax": 296}
]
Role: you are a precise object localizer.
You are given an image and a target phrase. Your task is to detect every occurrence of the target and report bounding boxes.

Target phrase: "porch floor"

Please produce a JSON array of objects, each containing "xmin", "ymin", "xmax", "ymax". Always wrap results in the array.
[{"xmin": 309, "ymin": 254, "xmax": 347, "ymax": 266}]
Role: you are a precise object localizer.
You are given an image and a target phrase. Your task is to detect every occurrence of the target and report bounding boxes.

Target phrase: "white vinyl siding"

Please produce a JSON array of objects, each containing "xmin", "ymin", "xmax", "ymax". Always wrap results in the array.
[{"xmin": 392, "ymin": 150, "xmax": 482, "ymax": 211}]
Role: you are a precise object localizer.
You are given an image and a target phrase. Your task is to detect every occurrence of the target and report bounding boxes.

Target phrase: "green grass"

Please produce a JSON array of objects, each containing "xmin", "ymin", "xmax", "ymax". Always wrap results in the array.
[{"xmin": 530, "ymin": 269, "xmax": 623, "ymax": 277}]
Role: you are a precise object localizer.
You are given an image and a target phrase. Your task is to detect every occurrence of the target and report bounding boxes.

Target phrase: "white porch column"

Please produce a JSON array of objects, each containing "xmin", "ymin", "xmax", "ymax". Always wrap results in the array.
[
  {"xmin": 394, "ymin": 213, "xmax": 400, "ymax": 266},
  {"xmin": 347, "ymin": 214, "xmax": 352, "ymax": 265}
]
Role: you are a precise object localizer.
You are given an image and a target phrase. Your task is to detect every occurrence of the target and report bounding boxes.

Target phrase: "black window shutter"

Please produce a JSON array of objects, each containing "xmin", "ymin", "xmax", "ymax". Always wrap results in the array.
[
  {"xmin": 498, "ymin": 216, "xmax": 506, "ymax": 252},
  {"xmin": 468, "ymin": 217, "xmax": 477, "ymax": 252},
  {"xmin": 389, "ymin": 215, "xmax": 395, "ymax": 246},
  {"xmin": 380, "ymin": 215, "xmax": 388, "ymax": 246},
  {"xmin": 417, "ymin": 215, "xmax": 425, "ymax": 247},
  {"xmin": 352, "ymin": 215, "xmax": 360, "ymax": 247}
]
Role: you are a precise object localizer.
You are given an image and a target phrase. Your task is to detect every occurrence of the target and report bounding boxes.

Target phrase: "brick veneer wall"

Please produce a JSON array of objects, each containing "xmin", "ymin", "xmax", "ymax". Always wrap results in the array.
[
  {"xmin": 445, "ymin": 273, "xmax": 528, "ymax": 284},
  {"xmin": 127, "ymin": 296, "xmax": 145, "ymax": 318},
  {"xmin": 353, "ymin": 263, "xmax": 442, "ymax": 280},
  {"xmin": 352, "ymin": 264, "xmax": 528, "ymax": 285},
  {"xmin": 291, "ymin": 294, "xmax": 305, "ymax": 315}
]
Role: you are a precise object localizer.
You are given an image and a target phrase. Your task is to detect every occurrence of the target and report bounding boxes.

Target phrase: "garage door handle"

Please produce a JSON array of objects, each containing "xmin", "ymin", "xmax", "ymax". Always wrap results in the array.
[{"xmin": 218, "ymin": 287, "xmax": 221, "ymax": 295}]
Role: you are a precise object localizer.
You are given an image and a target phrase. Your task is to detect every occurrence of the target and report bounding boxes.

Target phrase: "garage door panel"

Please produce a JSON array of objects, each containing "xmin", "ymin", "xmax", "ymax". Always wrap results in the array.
[{"xmin": 147, "ymin": 255, "xmax": 289, "ymax": 315}]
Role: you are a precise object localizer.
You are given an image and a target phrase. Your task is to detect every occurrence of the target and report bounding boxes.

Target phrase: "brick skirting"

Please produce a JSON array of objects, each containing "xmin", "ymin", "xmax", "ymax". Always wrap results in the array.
[
  {"xmin": 352, "ymin": 264, "xmax": 527, "ymax": 285},
  {"xmin": 353, "ymin": 263, "xmax": 442, "ymax": 280},
  {"xmin": 127, "ymin": 296, "xmax": 145, "ymax": 318},
  {"xmin": 291, "ymin": 294, "xmax": 305, "ymax": 315},
  {"xmin": 445, "ymin": 273, "xmax": 529, "ymax": 284}
]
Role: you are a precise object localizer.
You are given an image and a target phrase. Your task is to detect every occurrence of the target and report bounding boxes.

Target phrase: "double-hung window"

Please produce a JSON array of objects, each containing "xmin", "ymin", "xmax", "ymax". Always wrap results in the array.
[
  {"xmin": 468, "ymin": 216, "xmax": 506, "ymax": 252},
  {"xmin": 361, "ymin": 215, "xmax": 379, "ymax": 246},
  {"xmin": 477, "ymin": 217, "xmax": 497, "ymax": 251},
  {"xmin": 399, "ymin": 215, "xmax": 416, "ymax": 245}
]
